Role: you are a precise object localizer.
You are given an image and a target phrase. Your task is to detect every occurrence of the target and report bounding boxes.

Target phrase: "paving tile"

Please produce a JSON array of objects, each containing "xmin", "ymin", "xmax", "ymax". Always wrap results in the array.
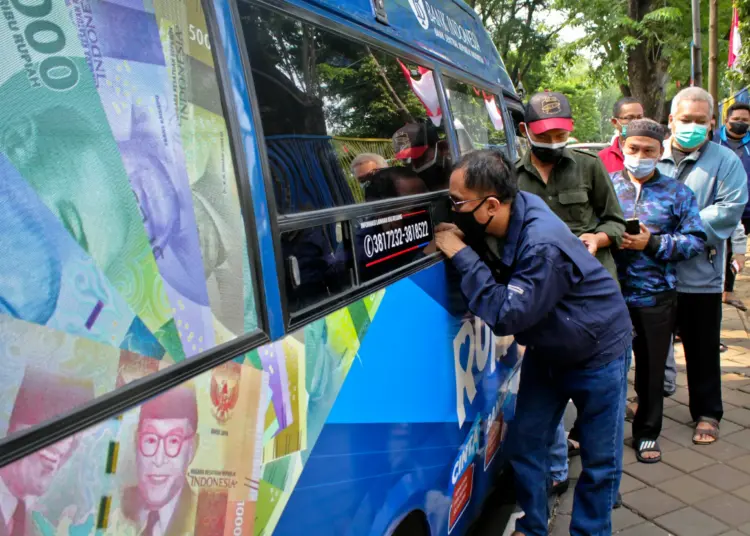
[
  {"xmin": 722, "ymin": 530, "xmax": 749, "ymax": 536},
  {"xmin": 664, "ymin": 404, "xmax": 694, "ymax": 424},
  {"xmin": 624, "ymin": 461, "xmax": 684, "ymax": 486},
  {"xmin": 694, "ymin": 493, "xmax": 750, "ymax": 527},
  {"xmin": 661, "ymin": 423, "xmax": 699, "ymax": 447},
  {"xmin": 550, "ymin": 513, "xmax": 571, "ymax": 536},
  {"xmin": 663, "ymin": 397, "xmax": 679, "ymax": 408},
  {"xmin": 723, "ymin": 389, "xmax": 750, "ymax": 408},
  {"xmin": 693, "ymin": 464, "xmax": 750, "ymax": 491},
  {"xmin": 655, "ymin": 506, "xmax": 729, "ymax": 536},
  {"xmin": 569, "ymin": 456, "xmax": 582, "ymax": 479},
  {"xmin": 724, "ymin": 429, "xmax": 750, "ymax": 448},
  {"xmin": 615, "ymin": 522, "xmax": 671, "ymax": 535},
  {"xmin": 623, "ymin": 447, "xmax": 638, "ymax": 466},
  {"xmin": 663, "ymin": 448, "xmax": 714, "ymax": 473},
  {"xmin": 719, "ymin": 419, "xmax": 744, "ymax": 436},
  {"xmin": 556, "ymin": 486, "xmax": 574, "ymax": 516},
  {"xmin": 738, "ymin": 521, "xmax": 750, "ymax": 534},
  {"xmin": 613, "ymin": 507, "xmax": 647, "ymax": 532},
  {"xmin": 657, "ymin": 474, "xmax": 723, "ymax": 504},
  {"xmin": 732, "ymin": 484, "xmax": 750, "ymax": 503},
  {"xmin": 725, "ymin": 408, "xmax": 750, "ymax": 427},
  {"xmin": 661, "ymin": 416, "xmax": 681, "ymax": 429},
  {"xmin": 671, "ymin": 387, "xmax": 691, "ymax": 406},
  {"xmin": 620, "ymin": 473, "xmax": 647, "ymax": 494},
  {"xmin": 689, "ymin": 438, "xmax": 750, "ymax": 461},
  {"xmin": 729, "ymin": 455, "xmax": 750, "ymax": 474},
  {"xmin": 658, "ymin": 437, "xmax": 682, "ymax": 453},
  {"xmin": 622, "ymin": 487, "xmax": 685, "ymax": 519}
]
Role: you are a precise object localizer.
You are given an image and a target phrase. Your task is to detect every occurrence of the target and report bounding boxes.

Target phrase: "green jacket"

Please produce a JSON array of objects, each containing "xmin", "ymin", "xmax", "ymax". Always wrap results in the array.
[{"xmin": 516, "ymin": 148, "xmax": 625, "ymax": 280}]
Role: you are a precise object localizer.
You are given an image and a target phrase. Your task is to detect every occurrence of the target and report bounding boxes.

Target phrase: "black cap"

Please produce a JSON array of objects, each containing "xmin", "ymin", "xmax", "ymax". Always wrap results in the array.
[
  {"xmin": 524, "ymin": 92, "xmax": 574, "ymax": 135},
  {"xmin": 392, "ymin": 121, "xmax": 439, "ymax": 160}
]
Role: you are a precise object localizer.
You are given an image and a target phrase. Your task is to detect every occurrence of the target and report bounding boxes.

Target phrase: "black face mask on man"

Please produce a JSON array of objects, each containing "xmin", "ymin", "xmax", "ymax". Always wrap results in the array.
[
  {"xmin": 729, "ymin": 121, "xmax": 750, "ymax": 136},
  {"xmin": 528, "ymin": 138, "xmax": 566, "ymax": 164},
  {"xmin": 452, "ymin": 197, "xmax": 494, "ymax": 240}
]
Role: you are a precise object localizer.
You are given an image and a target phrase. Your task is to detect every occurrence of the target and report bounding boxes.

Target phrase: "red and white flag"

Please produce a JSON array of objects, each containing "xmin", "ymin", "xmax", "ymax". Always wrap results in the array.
[
  {"xmin": 729, "ymin": 6, "xmax": 742, "ymax": 69},
  {"xmin": 397, "ymin": 59, "xmax": 442, "ymax": 126},
  {"xmin": 482, "ymin": 92, "xmax": 504, "ymax": 131}
]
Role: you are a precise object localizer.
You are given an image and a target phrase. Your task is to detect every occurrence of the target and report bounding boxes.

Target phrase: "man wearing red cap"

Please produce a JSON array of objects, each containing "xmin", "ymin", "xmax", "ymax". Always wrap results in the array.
[
  {"xmin": 516, "ymin": 91, "xmax": 627, "ymax": 506},
  {"xmin": 0, "ymin": 368, "xmax": 94, "ymax": 536}
]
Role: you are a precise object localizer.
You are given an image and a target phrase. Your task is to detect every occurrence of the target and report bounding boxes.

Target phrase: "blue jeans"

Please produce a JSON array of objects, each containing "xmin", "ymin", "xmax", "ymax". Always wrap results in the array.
[
  {"xmin": 550, "ymin": 420, "xmax": 569, "ymax": 483},
  {"xmin": 506, "ymin": 349, "xmax": 629, "ymax": 536}
]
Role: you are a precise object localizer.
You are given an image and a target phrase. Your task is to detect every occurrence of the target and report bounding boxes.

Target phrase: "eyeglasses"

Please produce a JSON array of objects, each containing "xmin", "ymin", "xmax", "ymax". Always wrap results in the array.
[
  {"xmin": 617, "ymin": 116, "xmax": 644, "ymax": 124},
  {"xmin": 138, "ymin": 431, "xmax": 194, "ymax": 458},
  {"xmin": 449, "ymin": 195, "xmax": 490, "ymax": 210}
]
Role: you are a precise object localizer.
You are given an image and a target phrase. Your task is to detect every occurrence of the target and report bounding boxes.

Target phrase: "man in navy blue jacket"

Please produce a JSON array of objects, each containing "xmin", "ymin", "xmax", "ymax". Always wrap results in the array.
[{"xmin": 435, "ymin": 150, "xmax": 632, "ymax": 536}]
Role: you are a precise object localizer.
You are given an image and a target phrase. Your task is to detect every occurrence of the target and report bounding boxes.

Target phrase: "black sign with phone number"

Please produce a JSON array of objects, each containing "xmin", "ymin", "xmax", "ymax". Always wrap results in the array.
[{"xmin": 355, "ymin": 207, "xmax": 434, "ymax": 282}]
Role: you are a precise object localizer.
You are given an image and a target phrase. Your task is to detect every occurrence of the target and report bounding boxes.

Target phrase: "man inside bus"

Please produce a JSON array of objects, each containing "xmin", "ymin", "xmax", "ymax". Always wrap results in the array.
[
  {"xmin": 392, "ymin": 120, "xmax": 451, "ymax": 191},
  {"xmin": 349, "ymin": 153, "xmax": 387, "ymax": 185},
  {"xmin": 435, "ymin": 149, "xmax": 631, "ymax": 536},
  {"xmin": 598, "ymin": 97, "xmax": 645, "ymax": 174},
  {"xmin": 0, "ymin": 368, "xmax": 94, "ymax": 536},
  {"xmin": 119, "ymin": 384, "xmax": 198, "ymax": 536},
  {"xmin": 515, "ymin": 91, "xmax": 626, "ymax": 500}
]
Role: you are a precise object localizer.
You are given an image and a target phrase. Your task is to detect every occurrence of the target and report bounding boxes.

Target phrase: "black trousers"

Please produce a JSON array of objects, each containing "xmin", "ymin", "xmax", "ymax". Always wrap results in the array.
[
  {"xmin": 631, "ymin": 295, "xmax": 677, "ymax": 442},
  {"xmin": 678, "ymin": 292, "xmax": 724, "ymax": 422},
  {"xmin": 725, "ymin": 240, "xmax": 735, "ymax": 293}
]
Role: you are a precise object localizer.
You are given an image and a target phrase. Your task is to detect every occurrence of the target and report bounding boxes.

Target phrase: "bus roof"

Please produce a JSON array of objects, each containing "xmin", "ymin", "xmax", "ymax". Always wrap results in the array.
[{"xmin": 280, "ymin": 0, "xmax": 517, "ymax": 94}]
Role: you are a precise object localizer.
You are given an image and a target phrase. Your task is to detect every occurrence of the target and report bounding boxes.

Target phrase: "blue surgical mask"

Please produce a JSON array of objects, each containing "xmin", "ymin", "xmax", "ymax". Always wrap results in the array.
[
  {"xmin": 674, "ymin": 122, "xmax": 708, "ymax": 150},
  {"xmin": 623, "ymin": 154, "xmax": 658, "ymax": 179}
]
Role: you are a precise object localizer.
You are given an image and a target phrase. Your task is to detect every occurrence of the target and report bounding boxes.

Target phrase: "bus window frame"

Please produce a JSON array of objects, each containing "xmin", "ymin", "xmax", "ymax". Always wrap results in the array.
[
  {"xmin": 0, "ymin": 0, "xmax": 275, "ymax": 469},
  {"xmin": 234, "ymin": 0, "xmax": 512, "ymax": 330}
]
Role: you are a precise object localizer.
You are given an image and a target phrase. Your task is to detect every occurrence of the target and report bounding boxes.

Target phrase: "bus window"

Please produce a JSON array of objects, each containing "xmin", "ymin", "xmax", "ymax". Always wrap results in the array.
[
  {"xmin": 506, "ymin": 103, "xmax": 530, "ymax": 158},
  {"xmin": 282, "ymin": 222, "xmax": 355, "ymax": 313},
  {"xmin": 444, "ymin": 77, "xmax": 508, "ymax": 157},
  {"xmin": 238, "ymin": 3, "xmax": 454, "ymax": 213},
  {"xmin": 0, "ymin": 0, "xmax": 261, "ymax": 436}
]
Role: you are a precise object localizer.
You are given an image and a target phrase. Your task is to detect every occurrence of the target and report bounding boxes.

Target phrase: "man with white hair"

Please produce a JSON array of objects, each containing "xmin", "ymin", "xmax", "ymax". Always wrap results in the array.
[
  {"xmin": 349, "ymin": 153, "xmax": 387, "ymax": 183},
  {"xmin": 657, "ymin": 87, "xmax": 748, "ymax": 445}
]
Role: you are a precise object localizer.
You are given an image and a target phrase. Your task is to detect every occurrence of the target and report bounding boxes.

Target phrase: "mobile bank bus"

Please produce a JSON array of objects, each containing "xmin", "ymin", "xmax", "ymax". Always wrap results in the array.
[{"xmin": 0, "ymin": 0, "xmax": 529, "ymax": 534}]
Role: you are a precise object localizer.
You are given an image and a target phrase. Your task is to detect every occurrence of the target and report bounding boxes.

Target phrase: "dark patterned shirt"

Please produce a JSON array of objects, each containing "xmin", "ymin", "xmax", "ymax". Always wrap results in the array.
[{"xmin": 611, "ymin": 169, "xmax": 707, "ymax": 307}]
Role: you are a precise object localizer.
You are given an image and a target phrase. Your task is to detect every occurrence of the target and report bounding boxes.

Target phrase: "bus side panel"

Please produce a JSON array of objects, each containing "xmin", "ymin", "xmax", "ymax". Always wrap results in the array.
[{"xmin": 269, "ymin": 263, "xmax": 520, "ymax": 536}]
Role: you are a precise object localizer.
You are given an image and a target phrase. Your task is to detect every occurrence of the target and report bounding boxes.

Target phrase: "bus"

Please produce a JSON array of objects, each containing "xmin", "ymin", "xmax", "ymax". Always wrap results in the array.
[{"xmin": 0, "ymin": 0, "xmax": 529, "ymax": 534}]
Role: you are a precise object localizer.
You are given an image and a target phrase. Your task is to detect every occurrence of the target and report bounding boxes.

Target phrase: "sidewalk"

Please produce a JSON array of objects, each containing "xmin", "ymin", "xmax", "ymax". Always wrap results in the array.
[{"xmin": 550, "ymin": 271, "xmax": 750, "ymax": 536}]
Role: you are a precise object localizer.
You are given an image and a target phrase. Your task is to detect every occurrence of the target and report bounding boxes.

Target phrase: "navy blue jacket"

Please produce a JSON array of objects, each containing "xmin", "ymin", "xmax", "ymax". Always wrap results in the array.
[
  {"xmin": 450, "ymin": 191, "xmax": 633, "ymax": 369},
  {"xmin": 714, "ymin": 126, "xmax": 750, "ymax": 220}
]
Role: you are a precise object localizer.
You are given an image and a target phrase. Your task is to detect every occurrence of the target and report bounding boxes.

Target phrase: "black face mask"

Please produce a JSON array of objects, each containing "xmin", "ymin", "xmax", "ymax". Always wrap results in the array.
[
  {"xmin": 729, "ymin": 122, "xmax": 750, "ymax": 136},
  {"xmin": 452, "ymin": 198, "xmax": 494, "ymax": 240},
  {"xmin": 530, "ymin": 145, "xmax": 564, "ymax": 164}
]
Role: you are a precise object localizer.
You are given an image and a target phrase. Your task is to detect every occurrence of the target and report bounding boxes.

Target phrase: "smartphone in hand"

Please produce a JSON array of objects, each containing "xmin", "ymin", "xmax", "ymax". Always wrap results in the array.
[{"xmin": 625, "ymin": 219, "xmax": 641, "ymax": 235}]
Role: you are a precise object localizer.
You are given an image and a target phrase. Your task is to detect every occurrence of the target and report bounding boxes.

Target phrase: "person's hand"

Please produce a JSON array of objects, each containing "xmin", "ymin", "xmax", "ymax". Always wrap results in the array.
[
  {"xmin": 621, "ymin": 223, "xmax": 651, "ymax": 251},
  {"xmin": 435, "ymin": 222, "xmax": 465, "ymax": 239},
  {"xmin": 435, "ymin": 230, "xmax": 467, "ymax": 259},
  {"xmin": 579, "ymin": 233, "xmax": 599, "ymax": 256},
  {"xmin": 734, "ymin": 253, "xmax": 746, "ymax": 273}
]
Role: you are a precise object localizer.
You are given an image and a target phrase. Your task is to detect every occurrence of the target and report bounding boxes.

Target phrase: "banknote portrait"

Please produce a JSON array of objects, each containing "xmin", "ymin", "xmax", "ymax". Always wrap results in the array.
[{"xmin": 0, "ymin": 368, "xmax": 94, "ymax": 536}]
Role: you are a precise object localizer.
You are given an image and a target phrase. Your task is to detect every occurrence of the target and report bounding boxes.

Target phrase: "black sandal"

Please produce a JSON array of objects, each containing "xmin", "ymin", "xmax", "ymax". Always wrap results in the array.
[
  {"xmin": 720, "ymin": 342, "xmax": 729, "ymax": 353},
  {"xmin": 635, "ymin": 438, "xmax": 661, "ymax": 463},
  {"xmin": 567, "ymin": 438, "xmax": 580, "ymax": 457},
  {"xmin": 693, "ymin": 417, "xmax": 720, "ymax": 445}
]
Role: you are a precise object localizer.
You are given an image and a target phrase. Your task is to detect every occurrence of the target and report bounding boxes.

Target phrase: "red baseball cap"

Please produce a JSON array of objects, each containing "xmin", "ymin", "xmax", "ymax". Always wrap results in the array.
[{"xmin": 524, "ymin": 91, "xmax": 574, "ymax": 135}]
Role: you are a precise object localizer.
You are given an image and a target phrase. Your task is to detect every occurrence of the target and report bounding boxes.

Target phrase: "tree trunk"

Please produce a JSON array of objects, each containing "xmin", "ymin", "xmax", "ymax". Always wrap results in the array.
[
  {"xmin": 626, "ymin": 0, "xmax": 670, "ymax": 122},
  {"xmin": 708, "ymin": 0, "xmax": 719, "ymax": 117}
]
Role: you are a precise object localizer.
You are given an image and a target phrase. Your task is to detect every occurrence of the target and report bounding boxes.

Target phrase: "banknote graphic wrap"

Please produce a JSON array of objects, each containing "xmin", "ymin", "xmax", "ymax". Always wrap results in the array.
[
  {"xmin": 0, "ymin": 0, "xmax": 183, "ymax": 360},
  {"xmin": 65, "ymin": 0, "xmax": 216, "ymax": 357},
  {"xmin": 0, "ymin": 153, "xmax": 164, "ymax": 359}
]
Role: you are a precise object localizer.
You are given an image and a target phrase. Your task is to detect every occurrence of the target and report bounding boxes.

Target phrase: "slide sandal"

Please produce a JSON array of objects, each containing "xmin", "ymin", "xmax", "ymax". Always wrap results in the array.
[{"xmin": 635, "ymin": 439, "xmax": 661, "ymax": 464}]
